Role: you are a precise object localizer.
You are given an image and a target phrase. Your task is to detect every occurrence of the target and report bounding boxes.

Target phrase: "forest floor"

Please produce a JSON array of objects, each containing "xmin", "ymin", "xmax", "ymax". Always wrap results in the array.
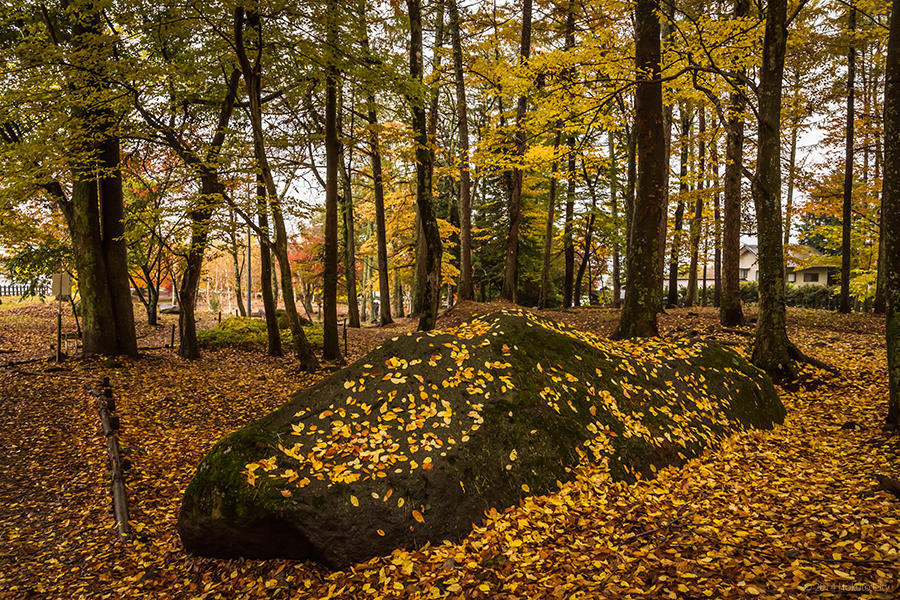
[{"xmin": 0, "ymin": 299, "xmax": 898, "ymax": 599}]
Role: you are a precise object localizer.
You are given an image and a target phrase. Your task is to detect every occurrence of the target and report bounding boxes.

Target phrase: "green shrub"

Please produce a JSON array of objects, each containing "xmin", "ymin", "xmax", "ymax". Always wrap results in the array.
[
  {"xmin": 739, "ymin": 281, "xmax": 758, "ymax": 304},
  {"xmin": 274, "ymin": 309, "xmax": 312, "ymax": 329},
  {"xmin": 198, "ymin": 316, "xmax": 322, "ymax": 350},
  {"xmin": 785, "ymin": 283, "xmax": 836, "ymax": 309}
]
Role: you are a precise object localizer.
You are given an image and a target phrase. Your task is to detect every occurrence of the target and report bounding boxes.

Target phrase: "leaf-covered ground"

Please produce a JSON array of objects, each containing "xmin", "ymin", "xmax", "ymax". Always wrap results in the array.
[{"xmin": 1, "ymin": 300, "xmax": 898, "ymax": 599}]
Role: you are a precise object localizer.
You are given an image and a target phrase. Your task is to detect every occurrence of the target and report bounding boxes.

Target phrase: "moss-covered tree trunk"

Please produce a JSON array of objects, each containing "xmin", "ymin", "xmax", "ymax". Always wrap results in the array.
[
  {"xmin": 449, "ymin": 0, "xmax": 473, "ymax": 302},
  {"xmin": 408, "ymin": 0, "xmax": 443, "ymax": 330},
  {"xmin": 69, "ymin": 166, "xmax": 119, "ymax": 356},
  {"xmin": 750, "ymin": 0, "xmax": 793, "ymax": 380},
  {"xmin": 56, "ymin": 5, "xmax": 137, "ymax": 358},
  {"xmin": 883, "ymin": 0, "xmax": 899, "ymax": 427},
  {"xmin": 613, "ymin": 0, "xmax": 665, "ymax": 339}
]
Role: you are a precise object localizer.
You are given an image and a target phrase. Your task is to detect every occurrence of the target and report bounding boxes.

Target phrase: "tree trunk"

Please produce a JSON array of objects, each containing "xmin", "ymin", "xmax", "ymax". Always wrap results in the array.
[
  {"xmin": 667, "ymin": 105, "xmax": 690, "ymax": 307},
  {"xmin": 720, "ymin": 0, "xmax": 748, "ymax": 327},
  {"xmin": 624, "ymin": 122, "xmax": 636, "ymax": 270},
  {"xmin": 658, "ymin": 7, "xmax": 675, "ymax": 314},
  {"xmin": 783, "ymin": 122, "xmax": 798, "ymax": 247},
  {"xmin": 883, "ymin": 0, "xmax": 899, "ymax": 427},
  {"xmin": 256, "ymin": 175, "xmax": 282, "ymax": 357},
  {"xmin": 230, "ymin": 210, "xmax": 246, "ymax": 317},
  {"xmin": 610, "ymin": 130, "xmax": 621, "ymax": 307},
  {"xmin": 147, "ymin": 282, "xmax": 159, "ymax": 327},
  {"xmin": 574, "ymin": 213, "xmax": 595, "ymax": 307},
  {"xmin": 234, "ymin": 6, "xmax": 319, "ymax": 369},
  {"xmin": 338, "ymin": 92, "xmax": 361, "ymax": 328},
  {"xmin": 687, "ymin": 106, "xmax": 706, "ymax": 307},
  {"xmin": 449, "ymin": 0, "xmax": 473, "ymax": 302},
  {"xmin": 393, "ymin": 267, "xmax": 405, "ymax": 318},
  {"xmin": 539, "ymin": 130, "xmax": 563, "ymax": 309},
  {"xmin": 712, "ymin": 128, "xmax": 722, "ymax": 307},
  {"xmin": 367, "ymin": 100, "xmax": 393, "ymax": 325},
  {"xmin": 840, "ymin": 4, "xmax": 856, "ymax": 314},
  {"xmin": 408, "ymin": 0, "xmax": 443, "ymax": 330},
  {"xmin": 500, "ymin": 0, "xmax": 533, "ymax": 302},
  {"xmin": 323, "ymin": 0, "xmax": 341, "ymax": 359},
  {"xmin": 98, "ymin": 136, "xmax": 138, "ymax": 357},
  {"xmin": 563, "ymin": 134, "xmax": 577, "ymax": 307},
  {"xmin": 750, "ymin": 0, "xmax": 793, "ymax": 380},
  {"xmin": 613, "ymin": 0, "xmax": 665, "ymax": 339},
  {"xmin": 359, "ymin": 3, "xmax": 393, "ymax": 326}
]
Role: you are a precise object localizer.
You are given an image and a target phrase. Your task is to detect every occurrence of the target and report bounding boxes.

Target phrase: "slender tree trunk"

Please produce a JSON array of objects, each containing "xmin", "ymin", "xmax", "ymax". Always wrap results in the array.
[
  {"xmin": 408, "ymin": 0, "xmax": 443, "ymax": 330},
  {"xmin": 449, "ymin": 0, "xmax": 473, "ymax": 301},
  {"xmin": 540, "ymin": 130, "xmax": 563, "ymax": 309},
  {"xmin": 393, "ymin": 266, "xmax": 405, "ymax": 318},
  {"xmin": 624, "ymin": 122, "xmax": 636, "ymax": 269},
  {"xmin": 720, "ymin": 0, "xmax": 748, "ymax": 327},
  {"xmin": 367, "ymin": 101, "xmax": 393, "ymax": 325},
  {"xmin": 883, "ymin": 0, "xmax": 899, "ymax": 427},
  {"xmin": 256, "ymin": 175, "xmax": 282, "ymax": 357},
  {"xmin": 610, "ymin": 130, "xmax": 621, "ymax": 307},
  {"xmin": 323, "ymin": 0, "xmax": 341, "ymax": 359},
  {"xmin": 563, "ymin": 134, "xmax": 577, "ymax": 307},
  {"xmin": 687, "ymin": 107, "xmax": 706, "ymax": 307},
  {"xmin": 359, "ymin": 3, "xmax": 393, "ymax": 325},
  {"xmin": 840, "ymin": 4, "xmax": 856, "ymax": 314},
  {"xmin": 613, "ymin": 0, "xmax": 665, "ymax": 339},
  {"xmin": 657, "ymin": 5, "xmax": 675, "ymax": 313},
  {"xmin": 783, "ymin": 122, "xmax": 798, "ymax": 247},
  {"xmin": 575, "ymin": 210, "xmax": 596, "ymax": 306},
  {"xmin": 667, "ymin": 105, "xmax": 690, "ymax": 307},
  {"xmin": 500, "ymin": 0, "xmax": 533, "ymax": 302},
  {"xmin": 750, "ymin": 0, "xmax": 793, "ymax": 379},
  {"xmin": 338, "ymin": 91, "xmax": 361, "ymax": 328},
  {"xmin": 234, "ymin": 7, "xmax": 318, "ymax": 369},
  {"xmin": 230, "ymin": 210, "xmax": 246, "ymax": 317},
  {"xmin": 712, "ymin": 128, "xmax": 722, "ymax": 307}
]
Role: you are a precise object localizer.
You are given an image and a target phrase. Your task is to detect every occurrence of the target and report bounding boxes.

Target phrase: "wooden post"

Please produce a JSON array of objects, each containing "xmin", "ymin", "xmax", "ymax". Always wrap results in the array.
[
  {"xmin": 56, "ymin": 300, "xmax": 62, "ymax": 362},
  {"xmin": 86, "ymin": 379, "xmax": 130, "ymax": 540},
  {"xmin": 218, "ymin": 311, "xmax": 222, "ymax": 324},
  {"xmin": 170, "ymin": 324, "xmax": 175, "ymax": 348},
  {"xmin": 343, "ymin": 318, "xmax": 348, "ymax": 356}
]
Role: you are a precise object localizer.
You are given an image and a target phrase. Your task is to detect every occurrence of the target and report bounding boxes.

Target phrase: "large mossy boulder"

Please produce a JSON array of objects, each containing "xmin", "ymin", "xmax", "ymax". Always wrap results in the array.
[{"xmin": 179, "ymin": 310, "xmax": 784, "ymax": 568}]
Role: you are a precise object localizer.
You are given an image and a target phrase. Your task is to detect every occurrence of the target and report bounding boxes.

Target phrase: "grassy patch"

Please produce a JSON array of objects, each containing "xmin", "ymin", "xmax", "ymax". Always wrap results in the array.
[{"xmin": 198, "ymin": 316, "xmax": 322, "ymax": 350}]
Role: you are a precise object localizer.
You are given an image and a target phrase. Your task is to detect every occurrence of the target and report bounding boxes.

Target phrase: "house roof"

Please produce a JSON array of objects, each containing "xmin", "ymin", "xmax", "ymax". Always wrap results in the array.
[{"xmin": 739, "ymin": 243, "xmax": 829, "ymax": 269}]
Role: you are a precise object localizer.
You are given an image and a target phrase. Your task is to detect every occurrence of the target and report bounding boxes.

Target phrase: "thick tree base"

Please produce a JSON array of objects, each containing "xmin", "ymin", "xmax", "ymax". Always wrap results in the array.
[{"xmin": 720, "ymin": 306, "xmax": 744, "ymax": 327}]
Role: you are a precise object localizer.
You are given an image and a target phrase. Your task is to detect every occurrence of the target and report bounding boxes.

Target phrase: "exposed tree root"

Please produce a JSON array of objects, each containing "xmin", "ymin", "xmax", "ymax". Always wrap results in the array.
[{"xmin": 787, "ymin": 342, "xmax": 839, "ymax": 375}]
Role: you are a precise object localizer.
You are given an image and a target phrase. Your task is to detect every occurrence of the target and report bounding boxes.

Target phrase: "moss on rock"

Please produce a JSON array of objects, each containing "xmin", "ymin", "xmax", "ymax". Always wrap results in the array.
[{"xmin": 179, "ymin": 310, "xmax": 784, "ymax": 568}]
